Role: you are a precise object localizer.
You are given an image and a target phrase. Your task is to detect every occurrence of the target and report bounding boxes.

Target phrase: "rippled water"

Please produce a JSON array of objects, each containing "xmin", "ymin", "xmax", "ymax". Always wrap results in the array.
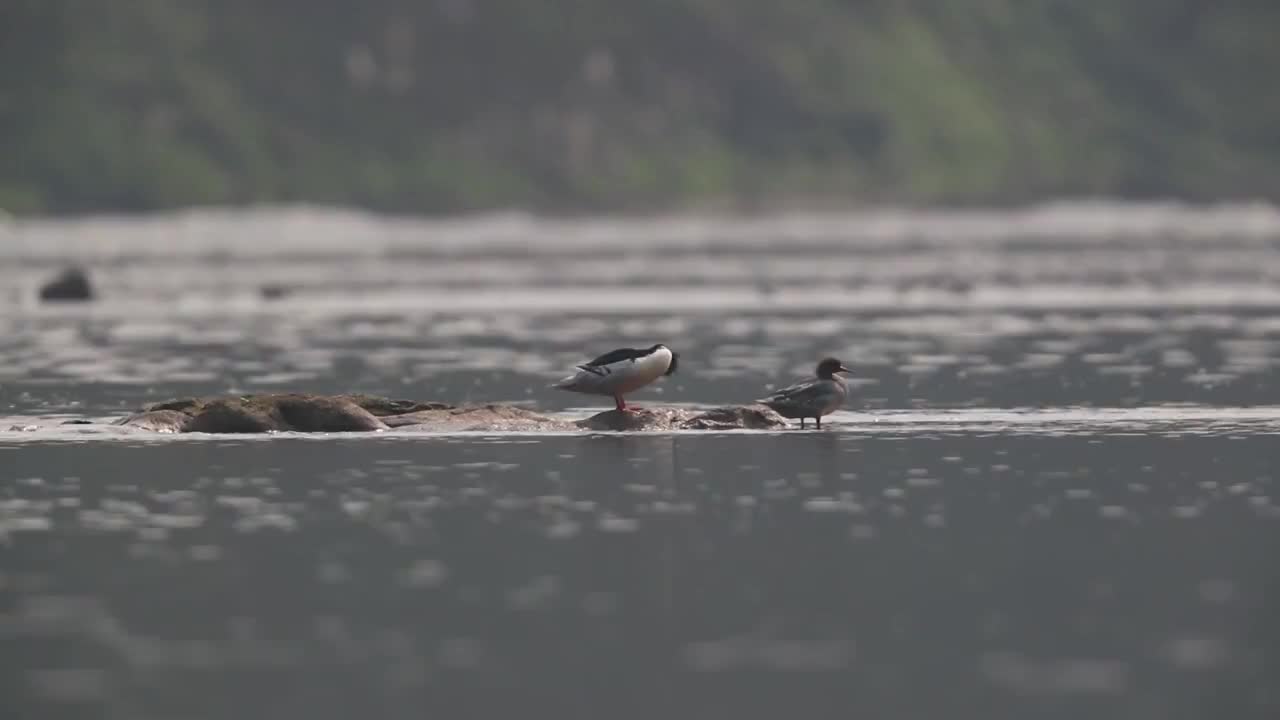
[{"xmin": 3, "ymin": 204, "xmax": 1280, "ymax": 718}]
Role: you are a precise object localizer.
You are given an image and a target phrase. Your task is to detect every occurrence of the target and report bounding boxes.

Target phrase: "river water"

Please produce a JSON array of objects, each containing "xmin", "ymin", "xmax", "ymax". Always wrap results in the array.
[{"xmin": 2, "ymin": 203, "xmax": 1280, "ymax": 719}]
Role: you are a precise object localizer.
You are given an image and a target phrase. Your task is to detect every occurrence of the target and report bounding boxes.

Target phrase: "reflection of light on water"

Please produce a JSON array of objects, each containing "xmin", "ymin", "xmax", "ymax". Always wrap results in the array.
[
  {"xmin": 0, "ymin": 415, "xmax": 1273, "ymax": 717},
  {"xmin": 980, "ymin": 651, "xmax": 1130, "ymax": 695},
  {"xmin": 683, "ymin": 633, "xmax": 853, "ymax": 672}
]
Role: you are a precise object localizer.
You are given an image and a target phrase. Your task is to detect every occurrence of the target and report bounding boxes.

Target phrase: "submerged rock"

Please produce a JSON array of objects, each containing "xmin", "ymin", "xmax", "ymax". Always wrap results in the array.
[
  {"xmin": 120, "ymin": 394, "xmax": 389, "ymax": 433},
  {"xmin": 112, "ymin": 393, "xmax": 790, "ymax": 434},
  {"xmin": 576, "ymin": 405, "xmax": 789, "ymax": 431},
  {"xmin": 259, "ymin": 284, "xmax": 291, "ymax": 300},
  {"xmin": 336, "ymin": 395, "xmax": 453, "ymax": 416},
  {"xmin": 39, "ymin": 267, "xmax": 94, "ymax": 302},
  {"xmin": 118, "ymin": 409, "xmax": 193, "ymax": 433},
  {"xmin": 577, "ymin": 407, "xmax": 689, "ymax": 431},
  {"xmin": 385, "ymin": 404, "xmax": 577, "ymax": 432},
  {"xmin": 137, "ymin": 397, "xmax": 206, "ymax": 414},
  {"xmin": 190, "ymin": 396, "xmax": 387, "ymax": 433},
  {"xmin": 680, "ymin": 405, "xmax": 788, "ymax": 430}
]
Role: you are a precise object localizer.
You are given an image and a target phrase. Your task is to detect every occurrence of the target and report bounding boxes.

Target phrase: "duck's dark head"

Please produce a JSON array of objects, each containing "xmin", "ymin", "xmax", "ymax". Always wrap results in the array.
[{"xmin": 816, "ymin": 357, "xmax": 850, "ymax": 378}]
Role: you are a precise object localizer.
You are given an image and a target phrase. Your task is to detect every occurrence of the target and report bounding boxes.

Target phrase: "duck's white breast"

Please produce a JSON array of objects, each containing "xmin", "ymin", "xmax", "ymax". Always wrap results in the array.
[{"xmin": 614, "ymin": 346, "xmax": 673, "ymax": 393}]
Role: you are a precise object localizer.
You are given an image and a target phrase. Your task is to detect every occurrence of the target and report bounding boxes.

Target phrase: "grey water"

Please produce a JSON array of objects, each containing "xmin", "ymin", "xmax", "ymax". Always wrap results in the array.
[{"xmin": 3, "ymin": 204, "xmax": 1280, "ymax": 719}]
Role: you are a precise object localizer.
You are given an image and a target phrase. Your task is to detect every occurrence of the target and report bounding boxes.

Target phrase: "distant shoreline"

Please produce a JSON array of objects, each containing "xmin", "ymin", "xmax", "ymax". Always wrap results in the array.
[{"xmin": 4, "ymin": 199, "xmax": 1279, "ymax": 261}]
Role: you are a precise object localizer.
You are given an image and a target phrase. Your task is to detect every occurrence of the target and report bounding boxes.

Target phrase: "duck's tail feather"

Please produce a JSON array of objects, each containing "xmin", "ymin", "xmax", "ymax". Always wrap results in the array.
[{"xmin": 551, "ymin": 373, "xmax": 585, "ymax": 391}]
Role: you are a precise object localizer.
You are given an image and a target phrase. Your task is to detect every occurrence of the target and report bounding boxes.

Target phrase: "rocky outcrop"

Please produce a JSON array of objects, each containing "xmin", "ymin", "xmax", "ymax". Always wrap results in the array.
[{"xmin": 111, "ymin": 394, "xmax": 790, "ymax": 434}]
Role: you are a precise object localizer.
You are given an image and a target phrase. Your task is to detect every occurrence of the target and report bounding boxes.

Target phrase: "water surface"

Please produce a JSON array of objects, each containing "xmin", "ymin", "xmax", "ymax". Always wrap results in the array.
[{"xmin": 2, "ymin": 204, "xmax": 1280, "ymax": 719}]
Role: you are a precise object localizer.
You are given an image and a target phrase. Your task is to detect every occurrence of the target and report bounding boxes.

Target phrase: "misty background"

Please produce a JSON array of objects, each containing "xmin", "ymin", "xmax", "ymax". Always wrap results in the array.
[{"xmin": 2, "ymin": 0, "xmax": 1277, "ymax": 217}]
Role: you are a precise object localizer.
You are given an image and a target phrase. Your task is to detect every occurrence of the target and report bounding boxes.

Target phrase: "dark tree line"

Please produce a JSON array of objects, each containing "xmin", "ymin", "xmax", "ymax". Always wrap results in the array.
[{"xmin": 1, "ymin": 0, "xmax": 1277, "ymax": 215}]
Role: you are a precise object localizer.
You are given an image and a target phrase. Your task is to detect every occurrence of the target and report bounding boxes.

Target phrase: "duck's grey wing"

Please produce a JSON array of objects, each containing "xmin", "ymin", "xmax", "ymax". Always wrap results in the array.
[
  {"xmin": 757, "ymin": 379, "xmax": 829, "ymax": 407},
  {"xmin": 555, "ymin": 350, "xmax": 642, "ymax": 393}
]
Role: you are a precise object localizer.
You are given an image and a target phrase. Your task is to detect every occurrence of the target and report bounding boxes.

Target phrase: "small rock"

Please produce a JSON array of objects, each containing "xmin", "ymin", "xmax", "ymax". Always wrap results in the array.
[
  {"xmin": 388, "ymin": 404, "xmax": 575, "ymax": 432},
  {"xmin": 116, "ymin": 409, "xmax": 193, "ymax": 433},
  {"xmin": 578, "ymin": 407, "xmax": 685, "ymax": 431},
  {"xmin": 39, "ymin": 267, "xmax": 94, "ymax": 302},
  {"xmin": 682, "ymin": 405, "xmax": 788, "ymax": 430},
  {"xmin": 259, "ymin": 284, "xmax": 290, "ymax": 300}
]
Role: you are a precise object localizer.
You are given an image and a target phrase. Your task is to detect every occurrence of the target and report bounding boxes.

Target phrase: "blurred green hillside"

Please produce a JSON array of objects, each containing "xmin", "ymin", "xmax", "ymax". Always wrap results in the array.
[{"xmin": 2, "ymin": 0, "xmax": 1277, "ymax": 215}]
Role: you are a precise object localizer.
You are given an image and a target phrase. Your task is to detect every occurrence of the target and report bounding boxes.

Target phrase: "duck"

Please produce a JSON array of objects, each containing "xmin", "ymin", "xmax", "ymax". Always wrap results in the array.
[
  {"xmin": 552, "ymin": 344, "xmax": 679, "ymax": 411},
  {"xmin": 756, "ymin": 357, "xmax": 850, "ymax": 428}
]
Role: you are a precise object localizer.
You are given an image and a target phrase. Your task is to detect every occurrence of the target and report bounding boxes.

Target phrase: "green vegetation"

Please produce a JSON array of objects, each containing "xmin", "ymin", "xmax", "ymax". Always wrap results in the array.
[{"xmin": 2, "ymin": 0, "xmax": 1277, "ymax": 214}]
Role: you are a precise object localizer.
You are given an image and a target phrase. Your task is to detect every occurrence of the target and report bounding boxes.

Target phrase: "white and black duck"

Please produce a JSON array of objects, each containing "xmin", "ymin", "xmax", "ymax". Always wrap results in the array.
[
  {"xmin": 552, "ymin": 344, "xmax": 679, "ymax": 411},
  {"xmin": 756, "ymin": 357, "xmax": 850, "ymax": 428}
]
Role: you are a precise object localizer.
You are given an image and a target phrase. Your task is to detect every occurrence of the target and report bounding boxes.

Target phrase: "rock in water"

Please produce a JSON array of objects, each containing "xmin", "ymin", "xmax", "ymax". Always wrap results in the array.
[
  {"xmin": 337, "ymin": 395, "xmax": 454, "ymax": 416},
  {"xmin": 118, "ymin": 409, "xmax": 193, "ymax": 433},
  {"xmin": 259, "ymin": 284, "xmax": 290, "ymax": 300},
  {"xmin": 110, "ymin": 394, "xmax": 790, "ymax": 434},
  {"xmin": 576, "ymin": 405, "xmax": 789, "ymax": 431},
  {"xmin": 681, "ymin": 405, "xmax": 789, "ymax": 430},
  {"xmin": 577, "ymin": 407, "xmax": 688, "ymax": 431},
  {"xmin": 120, "ymin": 394, "xmax": 389, "ymax": 433},
  {"xmin": 139, "ymin": 397, "xmax": 206, "ymax": 414},
  {"xmin": 39, "ymin": 267, "xmax": 94, "ymax": 302},
  {"xmin": 272, "ymin": 395, "xmax": 387, "ymax": 432},
  {"xmin": 383, "ymin": 404, "xmax": 576, "ymax": 432},
  {"xmin": 182, "ymin": 398, "xmax": 286, "ymax": 433}
]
